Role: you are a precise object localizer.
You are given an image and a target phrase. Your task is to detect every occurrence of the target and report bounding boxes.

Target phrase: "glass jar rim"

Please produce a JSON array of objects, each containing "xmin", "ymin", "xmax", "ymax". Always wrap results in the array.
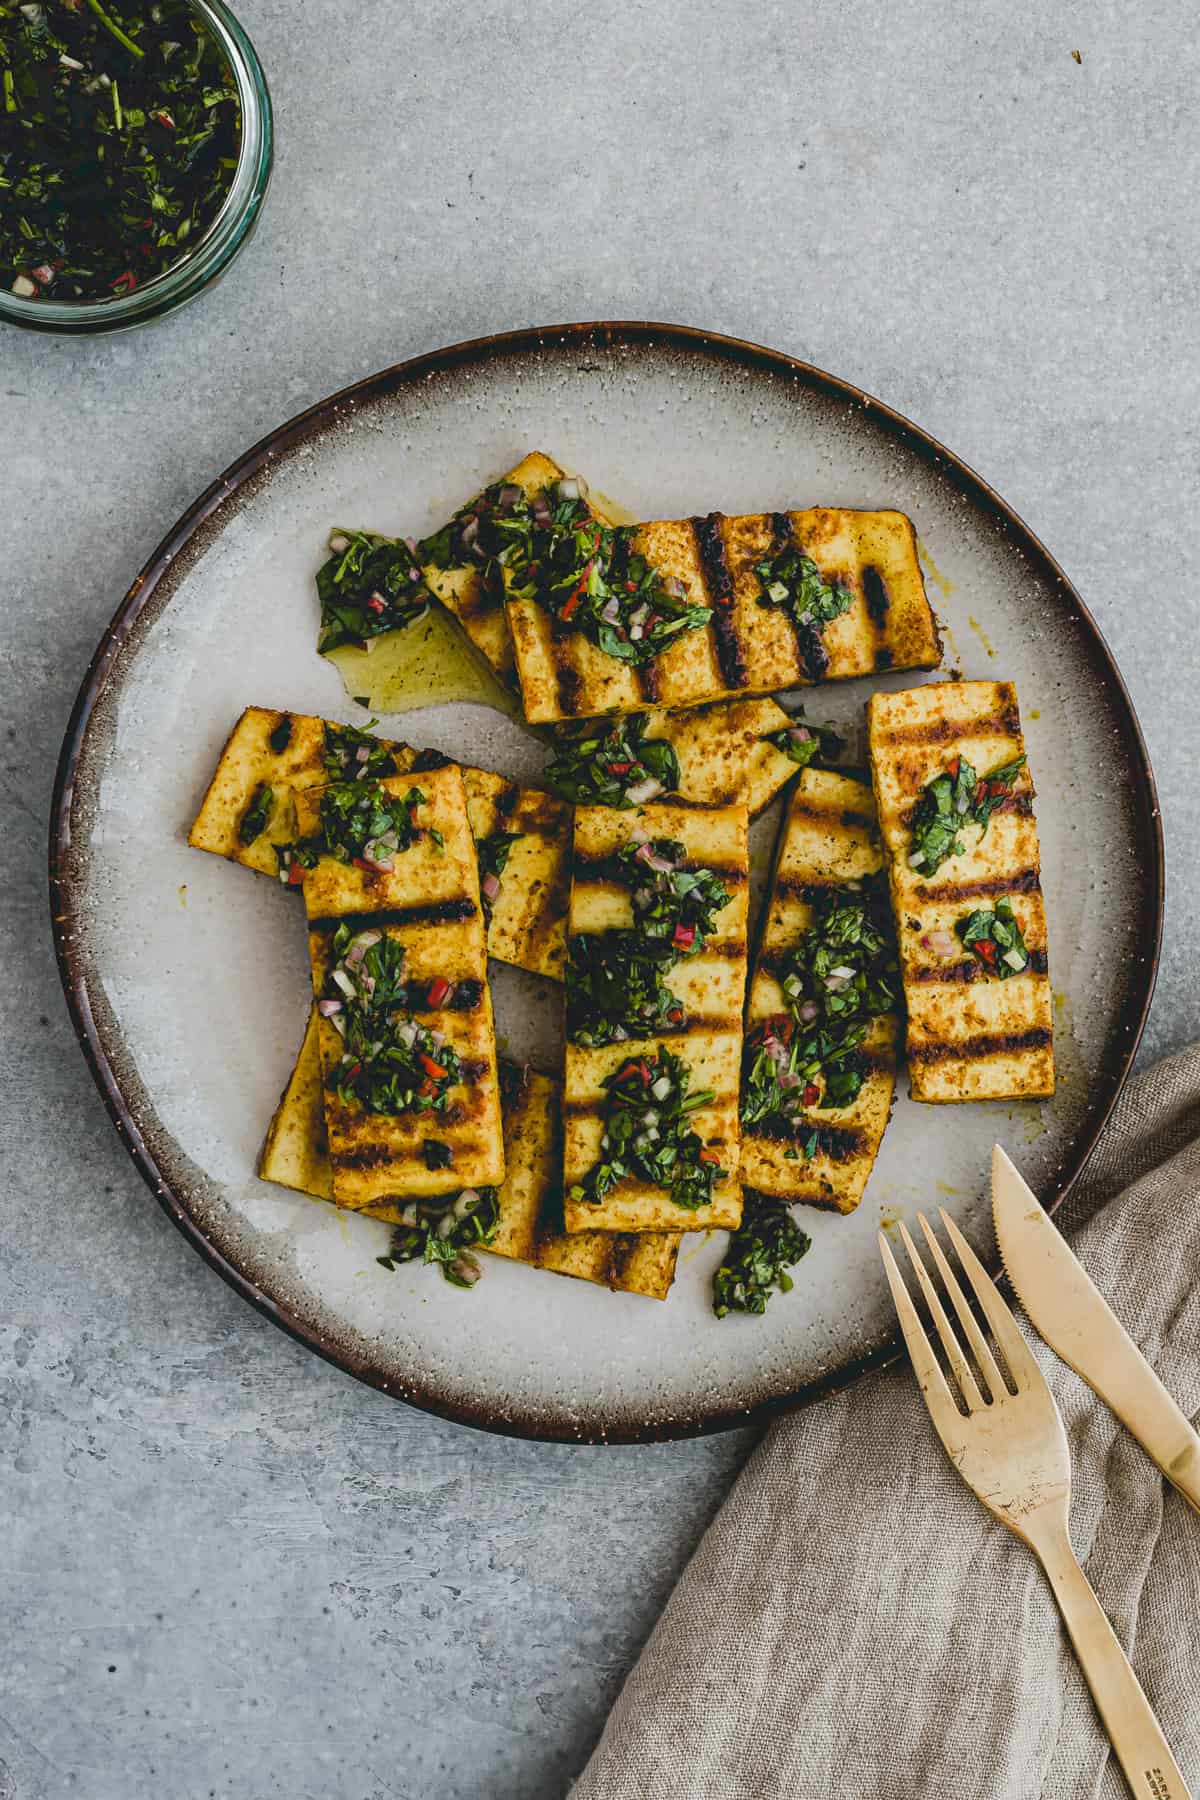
[{"xmin": 0, "ymin": 0, "xmax": 272, "ymax": 333}]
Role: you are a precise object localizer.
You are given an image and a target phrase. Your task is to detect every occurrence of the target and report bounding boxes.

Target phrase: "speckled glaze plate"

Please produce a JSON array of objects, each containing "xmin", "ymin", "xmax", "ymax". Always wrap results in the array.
[{"xmin": 50, "ymin": 323, "xmax": 1162, "ymax": 1442}]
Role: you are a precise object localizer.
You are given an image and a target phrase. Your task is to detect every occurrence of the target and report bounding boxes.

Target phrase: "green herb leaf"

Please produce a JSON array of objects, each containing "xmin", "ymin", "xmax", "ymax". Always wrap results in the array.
[
  {"xmin": 754, "ymin": 543, "xmax": 853, "ymax": 676},
  {"xmin": 741, "ymin": 882, "xmax": 897, "ymax": 1126},
  {"xmin": 907, "ymin": 754, "xmax": 1027, "ymax": 877},
  {"xmin": 476, "ymin": 829, "xmax": 516, "ymax": 923},
  {"xmin": 377, "ymin": 1187, "xmax": 500, "ymax": 1289},
  {"xmin": 956, "ymin": 896, "xmax": 1030, "ymax": 976},
  {"xmin": 712, "ymin": 1194, "xmax": 811, "ymax": 1317},
  {"xmin": 567, "ymin": 1048, "xmax": 721, "ymax": 1213},
  {"xmin": 545, "ymin": 714, "xmax": 681, "ymax": 808},
  {"xmin": 501, "ymin": 482, "xmax": 712, "ymax": 668},
  {"xmin": 318, "ymin": 781, "xmax": 427, "ymax": 869},
  {"xmin": 766, "ymin": 717, "xmax": 844, "ymax": 770},
  {"xmin": 322, "ymin": 925, "xmax": 463, "ymax": 1118},
  {"xmin": 322, "ymin": 719, "xmax": 399, "ymax": 781},
  {"xmin": 316, "ymin": 530, "xmax": 430, "ymax": 653}
]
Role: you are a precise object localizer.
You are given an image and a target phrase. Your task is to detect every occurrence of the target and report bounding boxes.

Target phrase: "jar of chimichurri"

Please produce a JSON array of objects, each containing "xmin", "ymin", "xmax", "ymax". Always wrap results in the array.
[{"xmin": 0, "ymin": 0, "xmax": 271, "ymax": 333}]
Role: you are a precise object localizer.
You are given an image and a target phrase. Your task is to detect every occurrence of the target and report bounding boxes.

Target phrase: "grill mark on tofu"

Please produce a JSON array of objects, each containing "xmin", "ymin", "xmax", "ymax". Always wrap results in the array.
[
  {"xmin": 907, "ymin": 1025, "xmax": 1053, "ymax": 1065},
  {"xmin": 571, "ymin": 849, "xmax": 748, "ymax": 886},
  {"xmin": 770, "ymin": 511, "xmax": 833, "ymax": 682},
  {"xmin": 782, "ymin": 801, "xmax": 877, "ymax": 835},
  {"xmin": 268, "ymin": 713, "xmax": 293, "ymax": 754},
  {"xmin": 409, "ymin": 747, "xmax": 454, "ymax": 773},
  {"xmin": 691, "ymin": 512, "xmax": 747, "ymax": 689},
  {"xmin": 912, "ymin": 866, "xmax": 1042, "ymax": 904},
  {"xmin": 909, "ymin": 949, "xmax": 1049, "ymax": 985},
  {"xmin": 307, "ymin": 898, "xmax": 479, "ymax": 933},
  {"xmin": 877, "ymin": 704, "xmax": 1022, "ymax": 748},
  {"xmin": 746, "ymin": 1117, "xmax": 870, "ymax": 1156},
  {"xmin": 452, "ymin": 568, "xmax": 505, "ymax": 620},
  {"xmin": 862, "ymin": 566, "xmax": 890, "ymax": 628},
  {"xmin": 898, "ymin": 792, "xmax": 1033, "ymax": 829}
]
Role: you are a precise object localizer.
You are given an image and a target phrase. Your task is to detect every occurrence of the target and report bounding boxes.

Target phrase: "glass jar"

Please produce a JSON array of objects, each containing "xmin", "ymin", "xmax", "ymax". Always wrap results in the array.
[{"xmin": 0, "ymin": 0, "xmax": 273, "ymax": 336}]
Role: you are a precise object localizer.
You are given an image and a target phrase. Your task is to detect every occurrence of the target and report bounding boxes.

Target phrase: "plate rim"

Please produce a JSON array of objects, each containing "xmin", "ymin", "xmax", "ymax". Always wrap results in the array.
[{"xmin": 47, "ymin": 318, "xmax": 1164, "ymax": 1444}]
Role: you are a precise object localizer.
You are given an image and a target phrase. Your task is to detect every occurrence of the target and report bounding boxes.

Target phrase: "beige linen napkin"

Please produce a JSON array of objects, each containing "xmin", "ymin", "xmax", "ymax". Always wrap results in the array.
[{"xmin": 573, "ymin": 1047, "xmax": 1200, "ymax": 1799}]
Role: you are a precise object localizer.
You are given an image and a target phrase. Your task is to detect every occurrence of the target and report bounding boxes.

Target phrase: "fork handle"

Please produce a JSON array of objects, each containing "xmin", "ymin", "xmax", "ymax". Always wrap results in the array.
[{"xmin": 1032, "ymin": 1522, "xmax": 1192, "ymax": 1800}]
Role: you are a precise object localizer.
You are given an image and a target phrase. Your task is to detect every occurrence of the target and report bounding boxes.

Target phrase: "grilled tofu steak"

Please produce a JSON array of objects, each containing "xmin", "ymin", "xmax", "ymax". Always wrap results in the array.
[
  {"xmin": 260, "ymin": 1012, "xmax": 678, "ymax": 1299},
  {"xmin": 562, "ymin": 801, "xmax": 749, "ymax": 1234},
  {"xmin": 293, "ymin": 765, "xmax": 504, "ymax": 1206},
  {"xmin": 504, "ymin": 496, "xmax": 942, "ymax": 724},
  {"xmin": 421, "ymin": 452, "xmax": 625, "ymax": 685},
  {"xmin": 546, "ymin": 695, "xmax": 807, "ymax": 817},
  {"xmin": 868, "ymin": 681, "xmax": 1053, "ymax": 1103},
  {"xmin": 742, "ymin": 770, "xmax": 899, "ymax": 1212},
  {"xmin": 188, "ymin": 706, "xmax": 569, "ymax": 981}
]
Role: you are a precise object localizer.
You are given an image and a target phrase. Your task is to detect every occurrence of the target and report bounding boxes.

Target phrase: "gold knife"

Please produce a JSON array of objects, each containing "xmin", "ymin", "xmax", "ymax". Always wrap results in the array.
[{"xmin": 992, "ymin": 1145, "xmax": 1200, "ymax": 1519}]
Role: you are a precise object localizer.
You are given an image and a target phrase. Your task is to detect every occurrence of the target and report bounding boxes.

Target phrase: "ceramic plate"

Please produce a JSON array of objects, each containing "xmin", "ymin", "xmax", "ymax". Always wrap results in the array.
[{"xmin": 50, "ymin": 323, "xmax": 1162, "ymax": 1442}]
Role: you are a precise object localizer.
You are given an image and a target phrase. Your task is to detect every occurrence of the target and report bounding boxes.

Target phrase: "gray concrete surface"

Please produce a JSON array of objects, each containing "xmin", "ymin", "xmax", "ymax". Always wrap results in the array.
[{"xmin": 2, "ymin": 1, "xmax": 1196, "ymax": 1794}]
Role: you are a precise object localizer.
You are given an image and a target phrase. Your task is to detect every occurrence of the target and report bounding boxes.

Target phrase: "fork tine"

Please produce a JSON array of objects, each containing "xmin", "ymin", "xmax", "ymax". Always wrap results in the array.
[
  {"xmin": 937, "ymin": 1208, "xmax": 1042, "ymax": 1387},
  {"xmin": 916, "ymin": 1213, "xmax": 1009, "ymax": 1401},
  {"xmin": 877, "ymin": 1232, "xmax": 961, "ymax": 1431},
  {"xmin": 896, "ymin": 1221, "xmax": 984, "ymax": 1410}
]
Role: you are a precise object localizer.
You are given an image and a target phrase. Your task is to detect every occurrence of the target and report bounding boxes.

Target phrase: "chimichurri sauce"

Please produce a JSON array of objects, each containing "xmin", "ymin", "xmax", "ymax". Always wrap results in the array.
[{"xmin": 0, "ymin": 0, "xmax": 241, "ymax": 302}]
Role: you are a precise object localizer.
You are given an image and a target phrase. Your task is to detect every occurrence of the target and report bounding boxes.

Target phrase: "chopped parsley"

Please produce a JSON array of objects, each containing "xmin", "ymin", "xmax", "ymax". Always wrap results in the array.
[
  {"xmin": 712, "ymin": 1194, "xmax": 811, "ymax": 1318},
  {"xmin": 476, "ymin": 830, "xmax": 516, "ymax": 923},
  {"xmin": 618, "ymin": 836, "xmax": 730, "ymax": 953},
  {"xmin": 545, "ymin": 714, "xmax": 681, "ymax": 808},
  {"xmin": 237, "ymin": 781, "xmax": 272, "ymax": 845},
  {"xmin": 766, "ymin": 718, "xmax": 844, "ymax": 770},
  {"xmin": 566, "ymin": 838, "xmax": 729, "ymax": 1047},
  {"xmin": 956, "ymin": 897, "xmax": 1030, "ymax": 976},
  {"xmin": 0, "ymin": 0, "xmax": 241, "ymax": 303},
  {"xmin": 322, "ymin": 719, "xmax": 399, "ymax": 781},
  {"xmin": 741, "ymin": 884, "xmax": 897, "ymax": 1129},
  {"xmin": 318, "ymin": 781, "xmax": 431, "ymax": 872},
  {"xmin": 755, "ymin": 542, "xmax": 853, "ymax": 676},
  {"xmin": 907, "ymin": 753, "xmax": 1027, "ymax": 877},
  {"xmin": 567, "ymin": 1049, "xmax": 721, "ymax": 1214},
  {"xmin": 321, "ymin": 925, "xmax": 462, "ymax": 1116},
  {"xmin": 316, "ymin": 530, "xmax": 430, "ymax": 653},
  {"xmin": 565, "ymin": 932, "xmax": 679, "ymax": 1048},
  {"xmin": 376, "ymin": 1186, "xmax": 500, "ymax": 1290},
  {"xmin": 419, "ymin": 478, "xmax": 527, "ymax": 587},
  {"xmin": 502, "ymin": 479, "xmax": 712, "ymax": 667}
]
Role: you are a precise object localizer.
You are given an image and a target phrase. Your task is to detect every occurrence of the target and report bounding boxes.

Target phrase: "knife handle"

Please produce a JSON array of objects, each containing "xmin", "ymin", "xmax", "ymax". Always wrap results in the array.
[
  {"xmin": 1159, "ymin": 1435, "xmax": 1200, "ymax": 1521},
  {"xmin": 1033, "ymin": 1518, "xmax": 1193, "ymax": 1799}
]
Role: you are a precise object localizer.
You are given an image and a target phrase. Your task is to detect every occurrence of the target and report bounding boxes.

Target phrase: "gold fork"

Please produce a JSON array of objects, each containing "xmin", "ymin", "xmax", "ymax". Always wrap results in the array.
[{"xmin": 879, "ymin": 1209, "xmax": 1192, "ymax": 1800}]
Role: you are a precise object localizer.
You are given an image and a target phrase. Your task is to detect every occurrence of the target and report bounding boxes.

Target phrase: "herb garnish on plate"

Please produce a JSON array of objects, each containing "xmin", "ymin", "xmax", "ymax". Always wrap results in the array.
[
  {"xmin": 712, "ymin": 1193, "xmax": 811, "ymax": 1317},
  {"xmin": 956, "ymin": 897, "xmax": 1030, "ymax": 976},
  {"xmin": 567, "ymin": 1048, "xmax": 721, "ymax": 1214},
  {"xmin": 503, "ymin": 479, "xmax": 712, "ymax": 666},
  {"xmin": 741, "ymin": 883, "xmax": 897, "ymax": 1134},
  {"xmin": 907, "ymin": 753, "xmax": 1027, "ymax": 877},
  {"xmin": 322, "ymin": 720, "xmax": 399, "ymax": 781},
  {"xmin": 766, "ymin": 718, "xmax": 844, "ymax": 770},
  {"xmin": 545, "ymin": 714, "xmax": 681, "ymax": 808},
  {"xmin": 316, "ymin": 530, "xmax": 430, "ymax": 653},
  {"xmin": 319, "ymin": 925, "xmax": 462, "ymax": 1117},
  {"xmin": 1, "ymin": 0, "xmax": 241, "ymax": 302},
  {"xmin": 566, "ymin": 837, "xmax": 730, "ymax": 1046},
  {"xmin": 376, "ymin": 1186, "xmax": 500, "ymax": 1290},
  {"xmin": 319, "ymin": 781, "xmax": 435, "ymax": 872}
]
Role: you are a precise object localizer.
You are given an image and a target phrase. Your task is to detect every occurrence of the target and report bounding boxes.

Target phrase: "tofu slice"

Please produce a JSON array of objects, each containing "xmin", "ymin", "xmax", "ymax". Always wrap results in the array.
[
  {"xmin": 506, "ymin": 503, "xmax": 941, "ymax": 724},
  {"xmin": 563, "ymin": 801, "xmax": 749, "ymax": 1234},
  {"xmin": 742, "ymin": 770, "xmax": 899, "ymax": 1211},
  {"xmin": 868, "ymin": 681, "xmax": 1054, "ymax": 1103},
  {"xmin": 294, "ymin": 765, "xmax": 504, "ymax": 1205},
  {"xmin": 552, "ymin": 695, "xmax": 800, "ymax": 817},
  {"xmin": 260, "ymin": 1012, "xmax": 678, "ymax": 1299},
  {"xmin": 422, "ymin": 453, "xmax": 625, "ymax": 684},
  {"xmin": 188, "ymin": 707, "xmax": 568, "ymax": 981}
]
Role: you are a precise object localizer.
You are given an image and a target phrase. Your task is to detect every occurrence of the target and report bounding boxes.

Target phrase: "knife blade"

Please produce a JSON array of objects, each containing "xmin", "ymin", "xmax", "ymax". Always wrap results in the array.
[{"xmin": 992, "ymin": 1144, "xmax": 1200, "ymax": 1519}]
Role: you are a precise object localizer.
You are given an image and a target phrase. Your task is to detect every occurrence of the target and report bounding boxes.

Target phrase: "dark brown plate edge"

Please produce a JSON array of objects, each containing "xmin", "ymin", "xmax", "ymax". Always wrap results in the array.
[{"xmin": 47, "ymin": 319, "xmax": 1164, "ymax": 1446}]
